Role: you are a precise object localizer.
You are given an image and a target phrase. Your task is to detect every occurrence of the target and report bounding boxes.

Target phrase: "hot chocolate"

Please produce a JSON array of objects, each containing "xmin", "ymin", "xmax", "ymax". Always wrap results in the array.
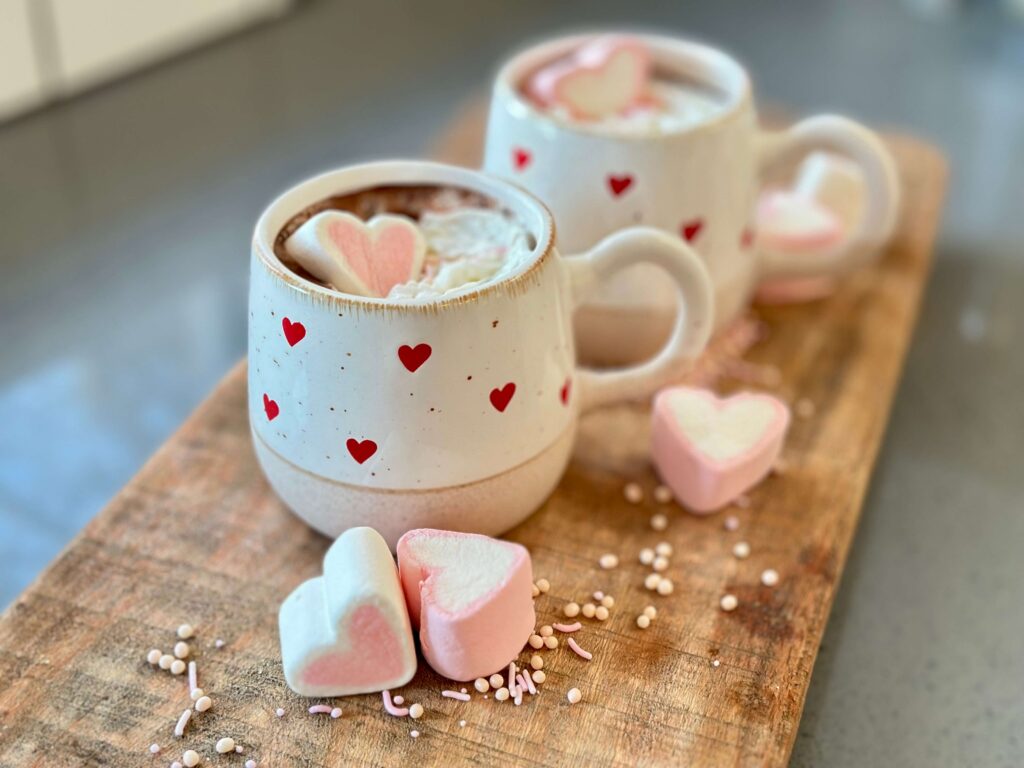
[{"xmin": 275, "ymin": 185, "xmax": 535, "ymax": 301}]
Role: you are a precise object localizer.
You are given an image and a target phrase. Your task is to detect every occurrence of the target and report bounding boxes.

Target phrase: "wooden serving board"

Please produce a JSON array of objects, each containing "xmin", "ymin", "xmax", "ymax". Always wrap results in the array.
[{"xmin": 0, "ymin": 117, "xmax": 945, "ymax": 767}]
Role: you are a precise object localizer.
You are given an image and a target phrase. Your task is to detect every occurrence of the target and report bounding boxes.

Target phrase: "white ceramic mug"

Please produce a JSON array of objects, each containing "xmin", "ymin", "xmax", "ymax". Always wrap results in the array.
[
  {"xmin": 483, "ymin": 33, "xmax": 900, "ymax": 363},
  {"xmin": 249, "ymin": 161, "xmax": 713, "ymax": 546}
]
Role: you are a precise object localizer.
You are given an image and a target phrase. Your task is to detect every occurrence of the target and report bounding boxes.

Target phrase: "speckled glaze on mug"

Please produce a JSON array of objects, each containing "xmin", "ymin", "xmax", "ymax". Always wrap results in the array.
[{"xmin": 249, "ymin": 161, "xmax": 713, "ymax": 546}]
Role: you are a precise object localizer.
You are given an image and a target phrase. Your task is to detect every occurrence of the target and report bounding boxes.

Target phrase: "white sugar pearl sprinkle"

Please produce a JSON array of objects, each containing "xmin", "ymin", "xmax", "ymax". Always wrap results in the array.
[
  {"xmin": 636, "ymin": 614, "xmax": 651, "ymax": 629},
  {"xmin": 539, "ymin": 625, "xmax": 554, "ymax": 637},
  {"xmin": 656, "ymin": 578, "xmax": 674, "ymax": 595},
  {"xmin": 600, "ymin": 595, "xmax": 614, "ymax": 609},
  {"xmin": 761, "ymin": 569, "xmax": 780, "ymax": 587},
  {"xmin": 149, "ymin": 744, "xmax": 160, "ymax": 754},
  {"xmin": 393, "ymin": 696, "xmax": 404, "ymax": 705},
  {"xmin": 216, "ymin": 738, "xmax": 235, "ymax": 754},
  {"xmin": 536, "ymin": 578, "xmax": 550, "ymax": 593},
  {"xmin": 528, "ymin": 634, "xmax": 544, "ymax": 649},
  {"xmin": 563, "ymin": 602, "xmax": 580, "ymax": 618},
  {"xmin": 409, "ymin": 703, "xmax": 424, "ymax": 719},
  {"xmin": 275, "ymin": 708, "xmax": 285, "ymax": 717},
  {"xmin": 595, "ymin": 606, "xmax": 610, "ymax": 621},
  {"xmin": 655, "ymin": 542, "xmax": 673, "ymax": 557},
  {"xmin": 494, "ymin": 687, "xmax": 510, "ymax": 701},
  {"xmin": 544, "ymin": 636, "xmax": 559, "ymax": 649},
  {"xmin": 624, "ymin": 482, "xmax": 643, "ymax": 503},
  {"xmin": 733, "ymin": 541, "xmax": 751, "ymax": 559},
  {"xmin": 158, "ymin": 654, "xmax": 174, "ymax": 670},
  {"xmin": 720, "ymin": 594, "xmax": 739, "ymax": 612},
  {"xmin": 174, "ymin": 642, "xmax": 190, "ymax": 659},
  {"xmin": 530, "ymin": 655, "xmax": 544, "ymax": 670},
  {"xmin": 652, "ymin": 556, "xmax": 669, "ymax": 572},
  {"xmin": 146, "ymin": 649, "xmax": 162, "ymax": 665},
  {"xmin": 531, "ymin": 583, "xmax": 540, "ymax": 597},
  {"xmin": 190, "ymin": 688, "xmax": 205, "ymax": 702},
  {"xmin": 170, "ymin": 660, "xmax": 187, "ymax": 675},
  {"xmin": 182, "ymin": 750, "xmax": 200, "ymax": 767},
  {"xmin": 194, "ymin": 696, "xmax": 212, "ymax": 712},
  {"xmin": 650, "ymin": 514, "xmax": 668, "ymax": 531},
  {"xmin": 654, "ymin": 485, "xmax": 673, "ymax": 504},
  {"xmin": 599, "ymin": 553, "xmax": 619, "ymax": 569},
  {"xmin": 644, "ymin": 573, "xmax": 662, "ymax": 590},
  {"xmin": 489, "ymin": 674, "xmax": 504, "ymax": 688},
  {"xmin": 177, "ymin": 624, "xmax": 195, "ymax": 639},
  {"xmin": 643, "ymin": 605, "xmax": 658, "ymax": 619},
  {"xmin": 581, "ymin": 603, "xmax": 596, "ymax": 618},
  {"xmin": 531, "ymin": 670, "xmax": 546, "ymax": 684},
  {"xmin": 639, "ymin": 548, "xmax": 655, "ymax": 565},
  {"xmin": 474, "ymin": 678, "xmax": 489, "ymax": 693},
  {"xmin": 567, "ymin": 688, "xmax": 582, "ymax": 704},
  {"xmin": 246, "ymin": 761, "xmax": 257, "ymax": 768}
]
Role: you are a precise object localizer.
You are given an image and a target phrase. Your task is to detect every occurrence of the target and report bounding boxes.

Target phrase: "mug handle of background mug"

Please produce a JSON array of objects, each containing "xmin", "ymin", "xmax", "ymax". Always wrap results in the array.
[
  {"xmin": 756, "ymin": 115, "xmax": 901, "ymax": 280},
  {"xmin": 565, "ymin": 227, "xmax": 714, "ymax": 413}
]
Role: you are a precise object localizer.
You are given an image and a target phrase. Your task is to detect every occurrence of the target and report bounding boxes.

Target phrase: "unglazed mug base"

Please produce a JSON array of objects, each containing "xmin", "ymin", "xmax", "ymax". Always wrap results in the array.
[{"xmin": 252, "ymin": 418, "xmax": 576, "ymax": 549}]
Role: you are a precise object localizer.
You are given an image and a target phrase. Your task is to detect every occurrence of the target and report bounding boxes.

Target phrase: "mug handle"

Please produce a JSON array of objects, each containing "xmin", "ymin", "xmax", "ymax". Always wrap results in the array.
[
  {"xmin": 756, "ymin": 115, "xmax": 900, "ymax": 280},
  {"xmin": 565, "ymin": 227, "xmax": 714, "ymax": 413}
]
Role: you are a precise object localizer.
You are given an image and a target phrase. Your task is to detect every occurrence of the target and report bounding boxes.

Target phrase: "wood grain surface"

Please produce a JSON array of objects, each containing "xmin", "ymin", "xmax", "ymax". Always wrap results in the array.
[{"xmin": 0, "ymin": 120, "xmax": 945, "ymax": 767}]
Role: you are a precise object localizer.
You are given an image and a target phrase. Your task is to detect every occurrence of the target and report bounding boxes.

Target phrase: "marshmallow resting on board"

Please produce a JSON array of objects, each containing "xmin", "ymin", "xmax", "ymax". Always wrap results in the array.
[
  {"xmin": 526, "ymin": 36, "xmax": 652, "ymax": 120},
  {"xmin": 284, "ymin": 211, "xmax": 425, "ymax": 298},
  {"xmin": 397, "ymin": 529, "xmax": 535, "ymax": 681},
  {"xmin": 279, "ymin": 527, "xmax": 416, "ymax": 697},
  {"xmin": 652, "ymin": 387, "xmax": 790, "ymax": 513}
]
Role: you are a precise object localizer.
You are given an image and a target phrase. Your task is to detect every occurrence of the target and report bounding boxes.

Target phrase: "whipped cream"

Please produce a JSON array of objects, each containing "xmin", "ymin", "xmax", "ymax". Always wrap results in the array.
[
  {"xmin": 544, "ymin": 81, "xmax": 724, "ymax": 136},
  {"xmin": 387, "ymin": 208, "xmax": 533, "ymax": 300}
]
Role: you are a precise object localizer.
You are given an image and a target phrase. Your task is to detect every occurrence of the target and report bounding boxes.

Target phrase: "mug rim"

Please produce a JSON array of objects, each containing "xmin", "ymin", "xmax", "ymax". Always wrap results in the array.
[
  {"xmin": 494, "ymin": 31, "xmax": 753, "ymax": 140},
  {"xmin": 253, "ymin": 160, "xmax": 556, "ymax": 310}
]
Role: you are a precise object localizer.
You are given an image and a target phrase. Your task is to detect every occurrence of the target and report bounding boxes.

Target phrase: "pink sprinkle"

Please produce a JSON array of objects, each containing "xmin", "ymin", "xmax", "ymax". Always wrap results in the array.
[
  {"xmin": 553, "ymin": 622, "xmax": 582, "ymax": 633},
  {"xmin": 215, "ymin": 639, "xmax": 225, "ymax": 648},
  {"xmin": 593, "ymin": 591, "xmax": 604, "ymax": 601},
  {"xmin": 382, "ymin": 690, "xmax": 410, "ymax": 717},
  {"xmin": 173, "ymin": 708, "xmax": 191, "ymax": 737},
  {"xmin": 171, "ymin": 763, "xmax": 183, "ymax": 768},
  {"xmin": 508, "ymin": 662, "xmax": 517, "ymax": 697},
  {"xmin": 275, "ymin": 708, "xmax": 285, "ymax": 717},
  {"xmin": 187, "ymin": 661, "xmax": 197, "ymax": 693},
  {"xmin": 520, "ymin": 672, "xmax": 537, "ymax": 695},
  {"xmin": 308, "ymin": 705, "xmax": 333, "ymax": 715},
  {"xmin": 441, "ymin": 690, "xmax": 471, "ymax": 701},
  {"xmin": 393, "ymin": 695, "xmax": 404, "ymax": 705},
  {"xmin": 724, "ymin": 515, "xmax": 740, "ymax": 531},
  {"xmin": 236, "ymin": 745, "xmax": 244, "ymax": 753},
  {"xmin": 246, "ymin": 761, "xmax": 257, "ymax": 768},
  {"xmin": 567, "ymin": 637, "xmax": 593, "ymax": 661},
  {"xmin": 149, "ymin": 744, "xmax": 160, "ymax": 754}
]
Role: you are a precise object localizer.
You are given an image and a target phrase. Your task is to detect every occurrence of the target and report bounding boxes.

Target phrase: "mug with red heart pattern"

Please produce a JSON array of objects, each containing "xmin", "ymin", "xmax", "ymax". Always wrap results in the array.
[
  {"xmin": 483, "ymin": 33, "xmax": 900, "ymax": 363},
  {"xmin": 249, "ymin": 161, "xmax": 713, "ymax": 547}
]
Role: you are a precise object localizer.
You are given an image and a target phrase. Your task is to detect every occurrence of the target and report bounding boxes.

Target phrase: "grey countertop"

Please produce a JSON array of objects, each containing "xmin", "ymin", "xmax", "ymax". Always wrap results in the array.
[{"xmin": 1, "ymin": 1, "xmax": 1021, "ymax": 764}]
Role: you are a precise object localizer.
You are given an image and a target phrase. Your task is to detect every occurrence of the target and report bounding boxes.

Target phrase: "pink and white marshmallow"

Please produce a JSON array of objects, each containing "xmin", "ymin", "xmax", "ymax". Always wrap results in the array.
[
  {"xmin": 397, "ymin": 529, "xmax": 535, "ymax": 682},
  {"xmin": 526, "ymin": 36, "xmax": 652, "ymax": 120},
  {"xmin": 651, "ymin": 387, "xmax": 790, "ymax": 513},
  {"xmin": 285, "ymin": 211, "xmax": 425, "ymax": 298},
  {"xmin": 279, "ymin": 527, "xmax": 416, "ymax": 697}
]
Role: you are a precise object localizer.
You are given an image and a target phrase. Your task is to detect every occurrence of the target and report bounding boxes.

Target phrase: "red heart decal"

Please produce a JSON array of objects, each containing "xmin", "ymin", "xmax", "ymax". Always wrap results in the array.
[
  {"xmin": 346, "ymin": 438, "xmax": 377, "ymax": 464},
  {"xmin": 263, "ymin": 394, "xmax": 279, "ymax": 421},
  {"xmin": 741, "ymin": 227, "xmax": 755, "ymax": 248},
  {"xmin": 560, "ymin": 378, "xmax": 571, "ymax": 406},
  {"xmin": 398, "ymin": 343, "xmax": 432, "ymax": 373},
  {"xmin": 489, "ymin": 383, "xmax": 516, "ymax": 413},
  {"xmin": 282, "ymin": 317, "xmax": 306, "ymax": 346},
  {"xmin": 512, "ymin": 147, "xmax": 532, "ymax": 172},
  {"xmin": 607, "ymin": 174, "xmax": 634, "ymax": 197},
  {"xmin": 682, "ymin": 219, "xmax": 704, "ymax": 242}
]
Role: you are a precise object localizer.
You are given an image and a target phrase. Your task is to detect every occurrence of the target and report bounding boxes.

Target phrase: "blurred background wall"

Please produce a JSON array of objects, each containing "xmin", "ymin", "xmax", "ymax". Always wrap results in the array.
[{"xmin": 0, "ymin": 1, "xmax": 1022, "ymax": 765}]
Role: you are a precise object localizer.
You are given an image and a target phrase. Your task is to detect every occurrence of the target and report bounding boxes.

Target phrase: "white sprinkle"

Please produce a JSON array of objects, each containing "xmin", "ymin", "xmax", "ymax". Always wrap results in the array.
[
  {"xmin": 171, "ymin": 762, "xmax": 183, "ymax": 768},
  {"xmin": 595, "ymin": 606, "xmax": 610, "ymax": 621},
  {"xmin": 644, "ymin": 573, "xmax": 662, "ymax": 590},
  {"xmin": 528, "ymin": 634, "xmax": 544, "ymax": 649},
  {"xmin": 531, "ymin": 670, "xmax": 546, "ymax": 684},
  {"xmin": 195, "ymin": 696, "xmax": 212, "ymax": 713},
  {"xmin": 410, "ymin": 730, "xmax": 420, "ymax": 738},
  {"xmin": 488, "ymin": 674, "xmax": 504, "ymax": 689},
  {"xmin": 190, "ymin": 687, "xmax": 204, "ymax": 702},
  {"xmin": 170, "ymin": 659, "xmax": 186, "ymax": 676},
  {"xmin": 655, "ymin": 542, "xmax": 673, "ymax": 557},
  {"xmin": 474, "ymin": 678, "xmax": 489, "ymax": 693},
  {"xmin": 174, "ymin": 709, "xmax": 192, "ymax": 738},
  {"xmin": 654, "ymin": 484, "xmax": 673, "ymax": 504},
  {"xmin": 724, "ymin": 515, "xmax": 740, "ymax": 531},
  {"xmin": 393, "ymin": 695, "xmax": 405, "ymax": 705},
  {"xmin": 650, "ymin": 513, "xmax": 668, "ymax": 531},
  {"xmin": 656, "ymin": 578, "xmax": 674, "ymax": 595},
  {"xmin": 173, "ymin": 642, "xmax": 190, "ymax": 659},
  {"xmin": 536, "ymin": 578, "xmax": 550, "ymax": 594},
  {"xmin": 636, "ymin": 614, "xmax": 651, "ymax": 629},
  {"xmin": 216, "ymin": 738, "xmax": 236, "ymax": 754},
  {"xmin": 600, "ymin": 595, "xmax": 615, "ymax": 609},
  {"xmin": 236, "ymin": 746, "xmax": 244, "ymax": 754},
  {"xmin": 409, "ymin": 703, "xmax": 424, "ymax": 719},
  {"xmin": 146, "ymin": 649, "xmax": 162, "ymax": 665},
  {"xmin": 720, "ymin": 594, "xmax": 739, "ymax": 611},
  {"xmin": 246, "ymin": 761, "xmax": 257, "ymax": 768},
  {"xmin": 563, "ymin": 602, "xmax": 580, "ymax": 618},
  {"xmin": 214, "ymin": 639, "xmax": 225, "ymax": 649},
  {"xmin": 598, "ymin": 553, "xmax": 619, "ymax": 570},
  {"xmin": 494, "ymin": 687, "xmax": 510, "ymax": 701},
  {"xmin": 182, "ymin": 750, "xmax": 200, "ymax": 767},
  {"xmin": 331, "ymin": 707, "xmax": 342, "ymax": 718},
  {"xmin": 581, "ymin": 603, "xmax": 596, "ymax": 618},
  {"xmin": 652, "ymin": 556, "xmax": 669, "ymax": 572},
  {"xmin": 159, "ymin": 654, "xmax": 174, "ymax": 670},
  {"xmin": 733, "ymin": 541, "xmax": 751, "ymax": 559},
  {"xmin": 539, "ymin": 625, "xmax": 554, "ymax": 637},
  {"xmin": 544, "ymin": 635, "xmax": 558, "ymax": 649},
  {"xmin": 643, "ymin": 605, "xmax": 658, "ymax": 619},
  {"xmin": 177, "ymin": 624, "xmax": 195, "ymax": 640},
  {"xmin": 712, "ymin": 659, "xmax": 721, "ymax": 668},
  {"xmin": 531, "ymin": 582, "xmax": 540, "ymax": 597},
  {"xmin": 761, "ymin": 569, "xmax": 780, "ymax": 587},
  {"xmin": 530, "ymin": 654, "xmax": 544, "ymax": 670},
  {"xmin": 459, "ymin": 720, "xmax": 467, "ymax": 727},
  {"xmin": 149, "ymin": 743, "xmax": 161, "ymax": 754},
  {"xmin": 275, "ymin": 708, "xmax": 285, "ymax": 717},
  {"xmin": 592, "ymin": 591, "xmax": 604, "ymax": 601},
  {"xmin": 639, "ymin": 548, "xmax": 655, "ymax": 565},
  {"xmin": 624, "ymin": 482, "xmax": 643, "ymax": 503},
  {"xmin": 567, "ymin": 687, "xmax": 582, "ymax": 704}
]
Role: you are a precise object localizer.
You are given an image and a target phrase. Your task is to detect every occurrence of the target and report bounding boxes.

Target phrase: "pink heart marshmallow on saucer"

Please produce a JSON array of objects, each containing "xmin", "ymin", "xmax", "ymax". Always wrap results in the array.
[
  {"xmin": 526, "ymin": 35, "xmax": 652, "ymax": 119},
  {"xmin": 285, "ymin": 210, "xmax": 425, "ymax": 298},
  {"xmin": 397, "ymin": 529, "xmax": 535, "ymax": 682},
  {"xmin": 651, "ymin": 387, "xmax": 790, "ymax": 514}
]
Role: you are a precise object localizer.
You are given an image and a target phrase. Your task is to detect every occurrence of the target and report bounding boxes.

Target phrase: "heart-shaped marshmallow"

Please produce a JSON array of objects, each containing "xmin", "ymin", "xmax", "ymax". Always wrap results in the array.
[
  {"xmin": 651, "ymin": 387, "xmax": 790, "ymax": 513},
  {"xmin": 527, "ymin": 36, "xmax": 651, "ymax": 120},
  {"xmin": 397, "ymin": 529, "xmax": 535, "ymax": 681},
  {"xmin": 279, "ymin": 527, "xmax": 416, "ymax": 697},
  {"xmin": 285, "ymin": 211, "xmax": 425, "ymax": 298}
]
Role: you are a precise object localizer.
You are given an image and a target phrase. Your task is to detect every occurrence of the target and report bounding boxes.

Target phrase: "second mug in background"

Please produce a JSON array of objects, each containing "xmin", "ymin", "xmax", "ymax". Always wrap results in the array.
[{"xmin": 484, "ymin": 33, "xmax": 900, "ymax": 363}]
